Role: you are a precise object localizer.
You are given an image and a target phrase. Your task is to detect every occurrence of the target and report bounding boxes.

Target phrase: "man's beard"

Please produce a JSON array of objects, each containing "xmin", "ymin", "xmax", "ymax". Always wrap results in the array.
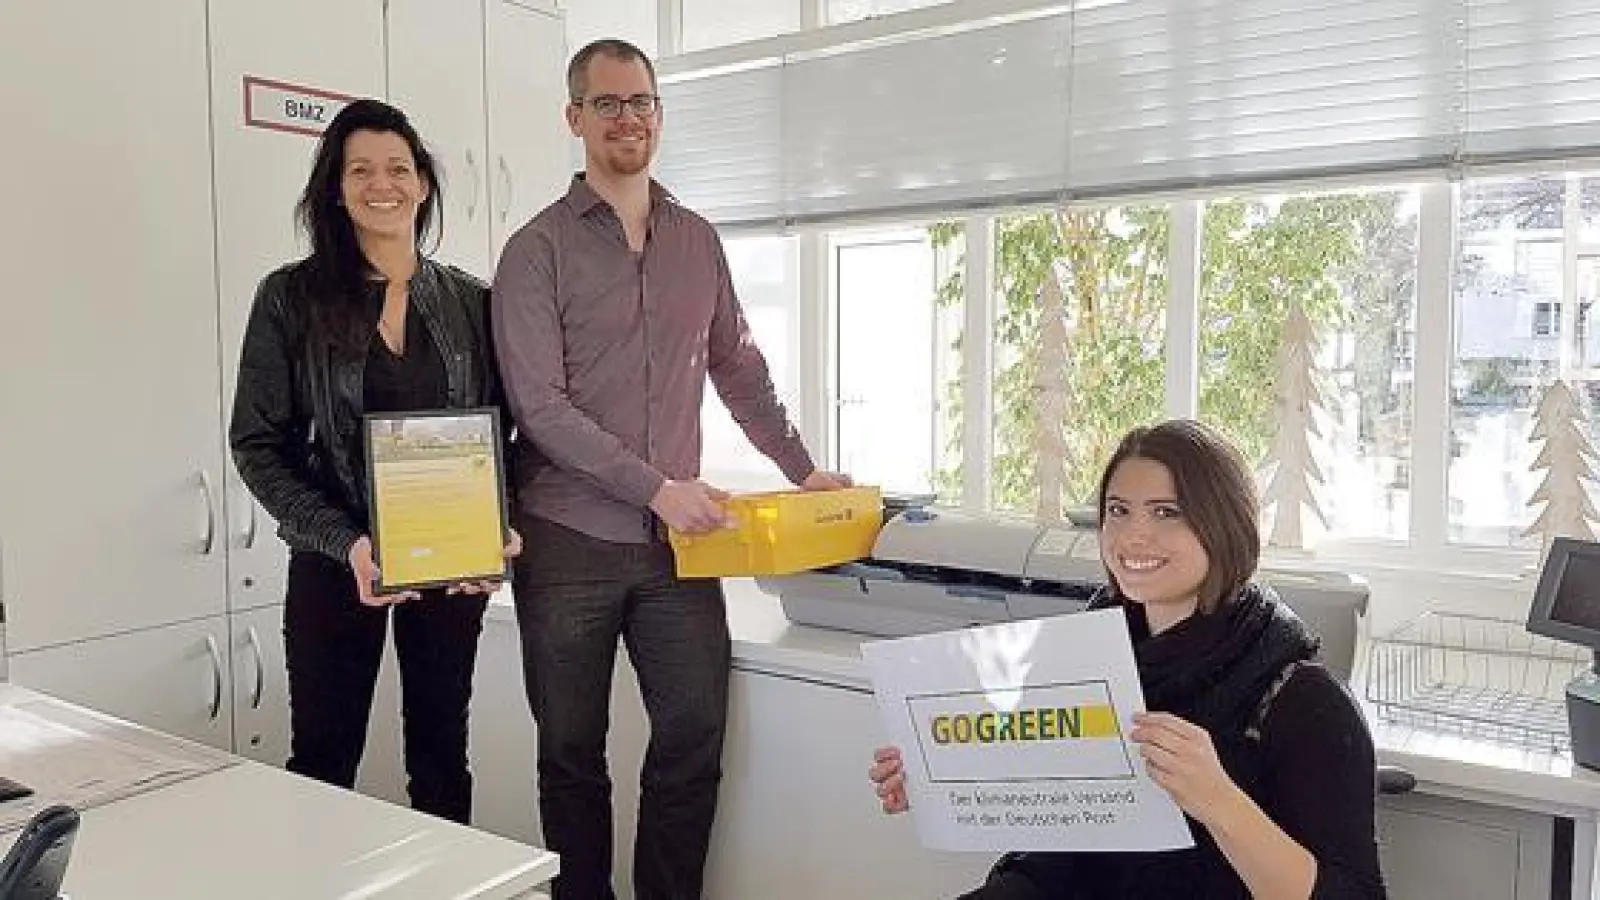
[
  {"xmin": 603, "ymin": 141, "xmax": 653, "ymax": 176},
  {"xmin": 604, "ymin": 147, "xmax": 649, "ymax": 173}
]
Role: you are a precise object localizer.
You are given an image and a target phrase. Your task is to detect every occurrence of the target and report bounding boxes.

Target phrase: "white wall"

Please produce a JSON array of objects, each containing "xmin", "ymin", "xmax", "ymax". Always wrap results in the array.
[{"xmin": 562, "ymin": 0, "xmax": 658, "ymax": 57}]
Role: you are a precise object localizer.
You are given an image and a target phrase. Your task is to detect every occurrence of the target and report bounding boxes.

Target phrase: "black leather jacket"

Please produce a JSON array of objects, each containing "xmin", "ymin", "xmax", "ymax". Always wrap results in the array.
[{"xmin": 229, "ymin": 258, "xmax": 510, "ymax": 562}]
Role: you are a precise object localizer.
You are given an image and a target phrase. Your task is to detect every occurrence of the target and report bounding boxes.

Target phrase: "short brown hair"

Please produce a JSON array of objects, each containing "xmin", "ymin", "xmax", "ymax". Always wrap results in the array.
[
  {"xmin": 1095, "ymin": 419, "xmax": 1260, "ymax": 613},
  {"xmin": 567, "ymin": 39, "xmax": 658, "ymax": 102}
]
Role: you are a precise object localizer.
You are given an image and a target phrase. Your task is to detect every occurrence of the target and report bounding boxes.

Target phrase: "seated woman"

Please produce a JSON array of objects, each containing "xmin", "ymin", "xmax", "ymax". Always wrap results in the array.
[{"xmin": 868, "ymin": 419, "xmax": 1385, "ymax": 899}]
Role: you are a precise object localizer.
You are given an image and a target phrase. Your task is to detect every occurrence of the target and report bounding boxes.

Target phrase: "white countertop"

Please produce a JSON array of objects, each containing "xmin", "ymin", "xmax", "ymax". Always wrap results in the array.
[
  {"xmin": 64, "ymin": 763, "xmax": 557, "ymax": 899},
  {"xmin": 0, "ymin": 685, "xmax": 558, "ymax": 900}
]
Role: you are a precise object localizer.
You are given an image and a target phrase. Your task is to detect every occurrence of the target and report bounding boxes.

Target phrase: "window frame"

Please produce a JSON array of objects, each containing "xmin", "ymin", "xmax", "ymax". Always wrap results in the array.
[
  {"xmin": 827, "ymin": 227, "xmax": 946, "ymax": 490},
  {"xmin": 800, "ymin": 175, "xmax": 1578, "ymax": 581},
  {"xmin": 663, "ymin": 0, "xmax": 1600, "ymax": 589}
]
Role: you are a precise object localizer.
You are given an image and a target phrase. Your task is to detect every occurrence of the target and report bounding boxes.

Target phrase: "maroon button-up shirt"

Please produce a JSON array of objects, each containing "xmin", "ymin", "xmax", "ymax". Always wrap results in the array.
[{"xmin": 491, "ymin": 175, "xmax": 815, "ymax": 543}]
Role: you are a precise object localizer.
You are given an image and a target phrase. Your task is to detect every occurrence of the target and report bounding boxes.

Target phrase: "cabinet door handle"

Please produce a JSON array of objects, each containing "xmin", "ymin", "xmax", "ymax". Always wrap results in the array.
[
  {"xmin": 245, "ymin": 626, "xmax": 264, "ymax": 710},
  {"xmin": 497, "ymin": 155, "xmax": 514, "ymax": 223},
  {"xmin": 465, "ymin": 149, "xmax": 481, "ymax": 223},
  {"xmin": 242, "ymin": 496, "xmax": 258, "ymax": 550},
  {"xmin": 197, "ymin": 470, "xmax": 217, "ymax": 556},
  {"xmin": 204, "ymin": 634, "xmax": 223, "ymax": 722}
]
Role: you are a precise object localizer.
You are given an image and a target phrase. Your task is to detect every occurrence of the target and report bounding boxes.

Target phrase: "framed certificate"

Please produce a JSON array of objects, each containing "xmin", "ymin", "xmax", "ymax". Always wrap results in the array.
[{"xmin": 364, "ymin": 407, "xmax": 510, "ymax": 593}]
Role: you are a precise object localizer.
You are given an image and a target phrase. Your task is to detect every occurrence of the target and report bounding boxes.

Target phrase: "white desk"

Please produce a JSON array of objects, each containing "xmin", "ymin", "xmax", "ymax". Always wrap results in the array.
[
  {"xmin": 705, "ymin": 580, "xmax": 1600, "ymax": 900},
  {"xmin": 0, "ymin": 686, "xmax": 558, "ymax": 899}
]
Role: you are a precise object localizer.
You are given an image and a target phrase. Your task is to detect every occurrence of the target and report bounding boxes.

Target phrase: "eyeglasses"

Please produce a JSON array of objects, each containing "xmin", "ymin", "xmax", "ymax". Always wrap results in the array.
[{"xmin": 574, "ymin": 93, "xmax": 661, "ymax": 120}]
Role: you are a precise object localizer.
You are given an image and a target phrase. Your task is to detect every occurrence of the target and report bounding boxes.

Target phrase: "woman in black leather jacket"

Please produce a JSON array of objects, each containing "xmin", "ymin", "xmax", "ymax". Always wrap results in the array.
[
  {"xmin": 868, "ymin": 420, "xmax": 1385, "ymax": 899},
  {"xmin": 229, "ymin": 98, "xmax": 518, "ymax": 825}
]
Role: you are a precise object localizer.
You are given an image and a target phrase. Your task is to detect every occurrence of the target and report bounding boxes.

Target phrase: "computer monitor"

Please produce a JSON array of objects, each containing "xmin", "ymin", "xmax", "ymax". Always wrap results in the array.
[{"xmin": 1527, "ymin": 536, "xmax": 1600, "ymax": 673}]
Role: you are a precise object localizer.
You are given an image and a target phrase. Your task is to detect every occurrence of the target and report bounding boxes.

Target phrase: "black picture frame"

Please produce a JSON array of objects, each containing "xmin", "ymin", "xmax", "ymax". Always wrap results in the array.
[{"xmin": 363, "ymin": 407, "xmax": 511, "ymax": 594}]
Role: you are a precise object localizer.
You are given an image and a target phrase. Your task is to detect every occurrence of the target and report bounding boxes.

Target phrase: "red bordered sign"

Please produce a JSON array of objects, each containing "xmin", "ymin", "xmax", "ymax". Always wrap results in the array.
[{"xmin": 243, "ymin": 76, "xmax": 357, "ymax": 138}]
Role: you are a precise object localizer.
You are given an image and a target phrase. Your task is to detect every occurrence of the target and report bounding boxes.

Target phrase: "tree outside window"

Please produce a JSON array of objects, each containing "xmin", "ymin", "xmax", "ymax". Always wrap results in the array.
[
  {"xmin": 938, "ymin": 191, "xmax": 1418, "ymax": 538},
  {"xmin": 1450, "ymin": 175, "xmax": 1600, "ymax": 547},
  {"xmin": 1202, "ymin": 189, "xmax": 1418, "ymax": 543},
  {"xmin": 946, "ymin": 206, "xmax": 1169, "ymax": 518}
]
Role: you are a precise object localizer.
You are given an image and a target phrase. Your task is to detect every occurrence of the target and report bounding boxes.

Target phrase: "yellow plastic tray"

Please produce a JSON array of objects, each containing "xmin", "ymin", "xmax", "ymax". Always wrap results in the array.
[{"xmin": 668, "ymin": 486, "xmax": 883, "ymax": 578}]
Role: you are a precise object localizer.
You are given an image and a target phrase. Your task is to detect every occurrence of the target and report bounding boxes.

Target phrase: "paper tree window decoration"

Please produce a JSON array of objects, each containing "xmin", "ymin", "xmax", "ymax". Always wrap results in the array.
[
  {"xmin": 1259, "ymin": 299, "xmax": 1330, "ymax": 549},
  {"xmin": 1523, "ymin": 379, "xmax": 1600, "ymax": 553}
]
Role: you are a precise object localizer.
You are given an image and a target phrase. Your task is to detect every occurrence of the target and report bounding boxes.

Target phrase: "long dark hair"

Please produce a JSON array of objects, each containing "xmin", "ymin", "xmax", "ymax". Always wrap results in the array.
[
  {"xmin": 1095, "ymin": 419, "xmax": 1261, "ymax": 613},
  {"xmin": 293, "ymin": 98, "xmax": 442, "ymax": 347}
]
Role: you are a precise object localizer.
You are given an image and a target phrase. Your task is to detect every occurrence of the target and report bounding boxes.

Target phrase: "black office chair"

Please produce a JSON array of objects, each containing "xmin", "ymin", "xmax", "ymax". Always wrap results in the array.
[
  {"xmin": 0, "ymin": 804, "xmax": 78, "ymax": 900},
  {"xmin": 1270, "ymin": 573, "xmax": 1417, "ymax": 796},
  {"xmin": 1378, "ymin": 765, "xmax": 1416, "ymax": 795}
]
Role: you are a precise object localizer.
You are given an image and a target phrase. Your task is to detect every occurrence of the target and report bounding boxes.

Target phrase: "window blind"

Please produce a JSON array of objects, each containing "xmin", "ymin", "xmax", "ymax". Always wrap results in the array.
[
  {"xmin": 656, "ymin": 0, "xmax": 1600, "ymax": 227},
  {"xmin": 1067, "ymin": 0, "xmax": 1464, "ymax": 197},
  {"xmin": 656, "ymin": 61, "xmax": 786, "ymax": 225},
  {"xmin": 1465, "ymin": 0, "xmax": 1600, "ymax": 165},
  {"xmin": 781, "ymin": 12, "xmax": 1072, "ymax": 222}
]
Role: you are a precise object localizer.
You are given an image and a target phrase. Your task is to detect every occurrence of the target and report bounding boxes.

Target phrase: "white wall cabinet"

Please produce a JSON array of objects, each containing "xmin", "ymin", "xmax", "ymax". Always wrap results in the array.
[
  {"xmin": 390, "ymin": 0, "xmax": 573, "ymax": 279},
  {"xmin": 229, "ymin": 604, "xmax": 292, "ymax": 765},
  {"xmin": 6, "ymin": 609, "xmax": 293, "ymax": 764},
  {"xmin": 0, "ymin": 0, "xmax": 570, "ymax": 771},
  {"xmin": 485, "ymin": 0, "xmax": 575, "ymax": 261},
  {"xmin": 8, "ymin": 618, "xmax": 236, "ymax": 752},
  {"xmin": 0, "ymin": 0, "xmax": 229, "ymax": 654},
  {"xmin": 206, "ymin": 0, "xmax": 389, "ymax": 619},
  {"xmin": 388, "ymin": 0, "xmax": 495, "ymax": 278}
]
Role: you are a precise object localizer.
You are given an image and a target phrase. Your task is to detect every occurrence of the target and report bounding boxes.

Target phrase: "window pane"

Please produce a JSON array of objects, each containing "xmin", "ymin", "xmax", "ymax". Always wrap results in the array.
[
  {"xmin": 1450, "ymin": 175, "xmax": 1579, "ymax": 547},
  {"xmin": 682, "ymin": 0, "xmax": 801, "ymax": 52},
  {"xmin": 826, "ymin": 0, "xmax": 951, "ymax": 25},
  {"xmin": 1579, "ymin": 176, "xmax": 1600, "ymax": 246},
  {"xmin": 701, "ymin": 234, "xmax": 801, "ymax": 491},
  {"xmin": 834, "ymin": 227, "xmax": 963, "ymax": 500},
  {"xmin": 988, "ymin": 206, "xmax": 1170, "ymax": 519},
  {"xmin": 1200, "ymin": 188, "xmax": 1419, "ymax": 544}
]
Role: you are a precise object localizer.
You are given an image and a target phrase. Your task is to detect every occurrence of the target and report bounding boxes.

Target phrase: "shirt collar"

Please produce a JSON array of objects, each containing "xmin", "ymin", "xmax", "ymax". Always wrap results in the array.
[{"xmin": 566, "ymin": 173, "xmax": 676, "ymax": 220}]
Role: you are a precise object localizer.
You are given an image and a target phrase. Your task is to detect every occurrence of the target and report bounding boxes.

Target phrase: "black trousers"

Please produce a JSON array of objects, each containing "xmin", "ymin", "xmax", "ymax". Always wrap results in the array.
[
  {"xmin": 512, "ymin": 514, "xmax": 731, "ymax": 900},
  {"xmin": 282, "ymin": 550, "xmax": 488, "ymax": 825}
]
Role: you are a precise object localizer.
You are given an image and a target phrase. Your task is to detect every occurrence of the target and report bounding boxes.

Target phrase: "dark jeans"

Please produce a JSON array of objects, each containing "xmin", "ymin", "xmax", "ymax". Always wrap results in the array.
[
  {"xmin": 282, "ymin": 550, "xmax": 488, "ymax": 825},
  {"xmin": 512, "ymin": 514, "xmax": 731, "ymax": 900}
]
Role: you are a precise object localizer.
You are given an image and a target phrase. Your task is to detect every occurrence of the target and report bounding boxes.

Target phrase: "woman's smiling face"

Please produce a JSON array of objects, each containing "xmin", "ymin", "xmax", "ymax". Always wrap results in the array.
[{"xmin": 1101, "ymin": 456, "xmax": 1210, "ymax": 630}]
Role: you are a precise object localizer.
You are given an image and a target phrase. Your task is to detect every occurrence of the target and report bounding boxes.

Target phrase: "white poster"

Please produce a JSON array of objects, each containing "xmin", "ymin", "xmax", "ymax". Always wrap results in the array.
[{"xmin": 861, "ymin": 609, "xmax": 1194, "ymax": 853}]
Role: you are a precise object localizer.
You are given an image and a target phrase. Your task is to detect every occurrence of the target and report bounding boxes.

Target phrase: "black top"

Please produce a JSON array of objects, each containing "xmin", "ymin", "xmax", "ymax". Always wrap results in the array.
[
  {"xmin": 229, "ymin": 259, "xmax": 509, "ymax": 561},
  {"xmin": 1076, "ymin": 665, "xmax": 1382, "ymax": 899},
  {"xmin": 966, "ymin": 586, "xmax": 1386, "ymax": 900},
  {"xmin": 364, "ymin": 300, "xmax": 448, "ymax": 414}
]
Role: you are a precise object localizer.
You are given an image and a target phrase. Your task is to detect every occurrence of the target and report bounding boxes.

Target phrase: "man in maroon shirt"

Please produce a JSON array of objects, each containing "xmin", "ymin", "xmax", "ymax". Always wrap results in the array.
[{"xmin": 490, "ymin": 38, "xmax": 848, "ymax": 900}]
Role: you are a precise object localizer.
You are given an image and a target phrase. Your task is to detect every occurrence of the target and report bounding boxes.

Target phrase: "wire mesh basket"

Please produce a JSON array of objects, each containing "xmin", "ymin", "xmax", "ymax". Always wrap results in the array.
[{"xmin": 1364, "ymin": 611, "xmax": 1592, "ymax": 752}]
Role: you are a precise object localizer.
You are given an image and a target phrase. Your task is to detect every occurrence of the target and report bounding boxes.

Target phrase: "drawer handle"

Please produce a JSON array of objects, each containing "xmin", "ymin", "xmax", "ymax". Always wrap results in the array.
[
  {"xmin": 204, "ymin": 634, "xmax": 223, "ymax": 721},
  {"xmin": 198, "ymin": 470, "xmax": 218, "ymax": 556},
  {"xmin": 465, "ymin": 148, "xmax": 481, "ymax": 222},
  {"xmin": 498, "ymin": 155, "xmax": 514, "ymax": 223},
  {"xmin": 245, "ymin": 626, "xmax": 264, "ymax": 710}
]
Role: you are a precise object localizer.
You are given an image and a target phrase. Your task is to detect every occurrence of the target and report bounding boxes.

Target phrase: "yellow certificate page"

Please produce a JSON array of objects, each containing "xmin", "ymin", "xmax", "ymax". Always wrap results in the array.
[{"xmin": 370, "ymin": 415, "xmax": 503, "ymax": 588}]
